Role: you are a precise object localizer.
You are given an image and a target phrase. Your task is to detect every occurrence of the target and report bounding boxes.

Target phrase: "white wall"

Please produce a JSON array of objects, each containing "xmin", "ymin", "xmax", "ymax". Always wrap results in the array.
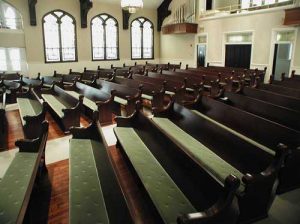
[
  {"xmin": 4, "ymin": 0, "xmax": 160, "ymax": 76},
  {"xmin": 160, "ymin": 5, "xmax": 300, "ymax": 80}
]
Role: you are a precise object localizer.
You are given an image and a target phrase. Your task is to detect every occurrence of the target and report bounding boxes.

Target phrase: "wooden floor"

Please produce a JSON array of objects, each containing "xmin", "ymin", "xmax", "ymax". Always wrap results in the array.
[{"xmin": 4, "ymin": 108, "xmax": 153, "ymax": 223}]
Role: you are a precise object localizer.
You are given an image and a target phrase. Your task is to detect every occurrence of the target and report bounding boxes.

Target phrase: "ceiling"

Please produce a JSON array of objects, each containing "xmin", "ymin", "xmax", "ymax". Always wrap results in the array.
[{"xmin": 94, "ymin": 0, "xmax": 164, "ymax": 9}]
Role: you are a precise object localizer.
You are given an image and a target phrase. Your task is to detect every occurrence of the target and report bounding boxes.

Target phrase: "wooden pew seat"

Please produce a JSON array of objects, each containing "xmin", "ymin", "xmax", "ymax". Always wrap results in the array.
[
  {"xmin": 66, "ymin": 90, "xmax": 98, "ymax": 111},
  {"xmin": 114, "ymin": 127, "xmax": 197, "ymax": 223},
  {"xmin": 42, "ymin": 94, "xmax": 69, "ymax": 118},
  {"xmin": 69, "ymin": 139, "xmax": 109, "ymax": 223}
]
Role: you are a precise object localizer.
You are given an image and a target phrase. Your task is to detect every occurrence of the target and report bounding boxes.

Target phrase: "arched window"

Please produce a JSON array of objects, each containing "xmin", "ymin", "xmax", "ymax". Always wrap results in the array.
[
  {"xmin": 42, "ymin": 10, "xmax": 77, "ymax": 63},
  {"xmin": 0, "ymin": 1, "xmax": 22, "ymax": 29},
  {"xmin": 91, "ymin": 14, "xmax": 119, "ymax": 61},
  {"xmin": 131, "ymin": 17, "xmax": 154, "ymax": 60}
]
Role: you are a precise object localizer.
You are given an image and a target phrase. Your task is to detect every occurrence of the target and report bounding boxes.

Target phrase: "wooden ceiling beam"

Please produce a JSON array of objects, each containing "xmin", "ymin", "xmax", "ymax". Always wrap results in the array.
[
  {"xmin": 157, "ymin": 0, "xmax": 172, "ymax": 32},
  {"xmin": 28, "ymin": 0, "xmax": 37, "ymax": 26},
  {"xmin": 79, "ymin": 0, "xmax": 93, "ymax": 28}
]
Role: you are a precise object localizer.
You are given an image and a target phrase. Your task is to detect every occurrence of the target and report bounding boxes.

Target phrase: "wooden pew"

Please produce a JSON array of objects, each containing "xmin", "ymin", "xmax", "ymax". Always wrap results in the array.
[
  {"xmin": 54, "ymin": 71, "xmax": 82, "ymax": 86},
  {"xmin": 115, "ymin": 108, "xmax": 240, "ymax": 224},
  {"xmin": 0, "ymin": 121, "xmax": 48, "ymax": 224},
  {"xmin": 16, "ymin": 86, "xmax": 47, "ymax": 139},
  {"xmin": 37, "ymin": 74, "xmax": 64, "ymax": 89},
  {"xmin": 192, "ymin": 95, "xmax": 300, "ymax": 194},
  {"xmin": 153, "ymin": 102, "xmax": 287, "ymax": 223},
  {"xmin": 20, "ymin": 75, "xmax": 44, "ymax": 91},
  {"xmin": 69, "ymin": 112, "xmax": 133, "ymax": 223},
  {"xmin": 239, "ymin": 85, "xmax": 300, "ymax": 112},
  {"xmin": 0, "ymin": 89, "xmax": 7, "ymax": 150},
  {"xmin": 291, "ymin": 70, "xmax": 300, "ymax": 80},
  {"xmin": 41, "ymin": 85, "xmax": 83, "ymax": 132},
  {"xmin": 0, "ymin": 80, "xmax": 22, "ymax": 103},
  {"xmin": 64, "ymin": 81, "xmax": 114, "ymax": 124},
  {"xmin": 0, "ymin": 72, "xmax": 21, "ymax": 81},
  {"xmin": 270, "ymin": 73, "xmax": 300, "ymax": 90},
  {"xmin": 110, "ymin": 75, "xmax": 167, "ymax": 111},
  {"xmin": 95, "ymin": 79, "xmax": 141, "ymax": 116},
  {"xmin": 256, "ymin": 82, "xmax": 300, "ymax": 99},
  {"xmin": 221, "ymin": 90, "xmax": 300, "ymax": 131},
  {"xmin": 130, "ymin": 73, "xmax": 187, "ymax": 105}
]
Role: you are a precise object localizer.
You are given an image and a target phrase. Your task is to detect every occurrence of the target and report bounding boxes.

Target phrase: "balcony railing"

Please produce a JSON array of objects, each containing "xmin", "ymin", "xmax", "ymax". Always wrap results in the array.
[{"xmin": 199, "ymin": 0, "xmax": 296, "ymax": 18}]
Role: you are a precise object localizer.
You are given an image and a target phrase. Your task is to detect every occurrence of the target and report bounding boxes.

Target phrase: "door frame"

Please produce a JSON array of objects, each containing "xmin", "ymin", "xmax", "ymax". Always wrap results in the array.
[
  {"xmin": 195, "ymin": 33, "xmax": 208, "ymax": 67},
  {"xmin": 268, "ymin": 27, "xmax": 298, "ymax": 79},
  {"xmin": 222, "ymin": 30, "xmax": 254, "ymax": 68}
]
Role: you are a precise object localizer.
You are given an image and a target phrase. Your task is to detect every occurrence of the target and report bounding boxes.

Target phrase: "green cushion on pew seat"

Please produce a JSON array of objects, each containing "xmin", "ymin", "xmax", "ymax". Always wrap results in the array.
[
  {"xmin": 114, "ymin": 96, "xmax": 128, "ymax": 106},
  {"xmin": 165, "ymin": 91, "xmax": 175, "ymax": 96},
  {"xmin": 66, "ymin": 91, "xmax": 97, "ymax": 111},
  {"xmin": 69, "ymin": 139, "xmax": 109, "ymax": 224},
  {"xmin": 142, "ymin": 94, "xmax": 153, "ymax": 101},
  {"xmin": 114, "ymin": 127, "xmax": 196, "ymax": 224},
  {"xmin": 17, "ymin": 98, "xmax": 42, "ymax": 125},
  {"xmin": 192, "ymin": 110, "xmax": 275, "ymax": 156},
  {"xmin": 0, "ymin": 152, "xmax": 38, "ymax": 224},
  {"xmin": 151, "ymin": 117, "xmax": 245, "ymax": 193},
  {"xmin": 186, "ymin": 88, "xmax": 195, "ymax": 92},
  {"xmin": 42, "ymin": 94, "xmax": 67, "ymax": 118}
]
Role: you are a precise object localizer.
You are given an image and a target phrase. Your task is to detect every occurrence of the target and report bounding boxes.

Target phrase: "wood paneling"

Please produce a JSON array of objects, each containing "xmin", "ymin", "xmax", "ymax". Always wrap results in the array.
[
  {"xmin": 284, "ymin": 7, "xmax": 300, "ymax": 26},
  {"xmin": 162, "ymin": 23, "xmax": 198, "ymax": 34}
]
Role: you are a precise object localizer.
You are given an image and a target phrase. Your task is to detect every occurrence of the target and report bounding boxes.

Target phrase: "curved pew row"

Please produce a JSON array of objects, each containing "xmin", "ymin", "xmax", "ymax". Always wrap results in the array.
[
  {"xmin": 16, "ymin": 86, "xmax": 47, "ymax": 139},
  {"xmin": 109, "ymin": 75, "xmax": 167, "ymax": 111},
  {"xmin": 239, "ymin": 85, "xmax": 300, "ymax": 112},
  {"xmin": 257, "ymin": 82, "xmax": 300, "ymax": 99},
  {"xmin": 220, "ymin": 90, "xmax": 300, "ymax": 131},
  {"xmin": 153, "ymin": 102, "xmax": 287, "ymax": 223},
  {"xmin": 36, "ymin": 73, "xmax": 64, "ymax": 89},
  {"xmin": 20, "ymin": 76, "xmax": 44, "ymax": 91},
  {"xmin": 69, "ymin": 112, "xmax": 133, "ymax": 224},
  {"xmin": 94, "ymin": 79, "xmax": 141, "ymax": 117},
  {"xmin": 270, "ymin": 74, "xmax": 300, "ymax": 90},
  {"xmin": 114, "ymin": 110, "xmax": 241, "ymax": 224},
  {"xmin": 0, "ymin": 122, "xmax": 49, "ymax": 224},
  {"xmin": 41, "ymin": 85, "xmax": 83, "ymax": 133},
  {"xmin": 64, "ymin": 81, "xmax": 114, "ymax": 124},
  {"xmin": 192, "ymin": 95, "xmax": 300, "ymax": 193},
  {"xmin": 0, "ymin": 80, "xmax": 22, "ymax": 103}
]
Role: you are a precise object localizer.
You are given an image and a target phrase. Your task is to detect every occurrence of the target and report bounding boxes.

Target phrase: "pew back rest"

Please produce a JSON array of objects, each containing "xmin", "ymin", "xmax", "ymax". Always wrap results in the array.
[
  {"xmin": 97, "ymin": 80, "xmax": 139, "ymax": 97},
  {"xmin": 54, "ymin": 85, "xmax": 79, "ymax": 108},
  {"xmin": 76, "ymin": 82, "xmax": 110, "ymax": 102},
  {"xmin": 21, "ymin": 77, "xmax": 43, "ymax": 87},
  {"xmin": 42, "ymin": 76, "xmax": 63, "ymax": 85}
]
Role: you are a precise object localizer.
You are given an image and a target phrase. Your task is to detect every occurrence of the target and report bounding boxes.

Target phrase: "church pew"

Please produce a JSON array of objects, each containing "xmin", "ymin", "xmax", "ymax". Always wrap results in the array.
[
  {"xmin": 192, "ymin": 95, "xmax": 300, "ymax": 193},
  {"xmin": 54, "ymin": 71, "xmax": 82, "ymax": 85},
  {"xmin": 69, "ymin": 112, "xmax": 133, "ymax": 224},
  {"xmin": 0, "ymin": 121, "xmax": 48, "ymax": 224},
  {"xmin": 16, "ymin": 86, "xmax": 47, "ymax": 139},
  {"xmin": 110, "ymin": 75, "xmax": 167, "ymax": 111},
  {"xmin": 20, "ymin": 75, "xmax": 44, "ymax": 91},
  {"xmin": 69, "ymin": 69, "xmax": 96, "ymax": 85},
  {"xmin": 64, "ymin": 81, "xmax": 113, "ymax": 124},
  {"xmin": 0, "ymin": 89, "xmax": 7, "ymax": 150},
  {"xmin": 95, "ymin": 67, "xmax": 116, "ymax": 79},
  {"xmin": 257, "ymin": 82, "xmax": 300, "ymax": 99},
  {"xmin": 145, "ymin": 71, "xmax": 203, "ymax": 105},
  {"xmin": 115, "ymin": 109, "xmax": 240, "ymax": 224},
  {"xmin": 36, "ymin": 73, "xmax": 64, "ymax": 89},
  {"xmin": 130, "ymin": 73, "xmax": 187, "ymax": 105},
  {"xmin": 0, "ymin": 80, "xmax": 22, "ymax": 103},
  {"xmin": 153, "ymin": 102, "xmax": 287, "ymax": 223},
  {"xmin": 41, "ymin": 85, "xmax": 83, "ymax": 132},
  {"xmin": 221, "ymin": 90, "xmax": 300, "ymax": 131},
  {"xmin": 0, "ymin": 72, "xmax": 21, "ymax": 81},
  {"xmin": 240, "ymin": 85, "xmax": 300, "ymax": 112},
  {"xmin": 291, "ymin": 70, "xmax": 300, "ymax": 80},
  {"xmin": 270, "ymin": 74, "xmax": 300, "ymax": 90},
  {"xmin": 95, "ymin": 79, "xmax": 141, "ymax": 116}
]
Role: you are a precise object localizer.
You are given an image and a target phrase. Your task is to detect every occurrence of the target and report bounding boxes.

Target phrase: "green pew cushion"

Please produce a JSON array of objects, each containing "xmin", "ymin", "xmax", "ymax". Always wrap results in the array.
[
  {"xmin": 17, "ymin": 98, "xmax": 42, "ymax": 126},
  {"xmin": 114, "ymin": 127, "xmax": 196, "ymax": 224},
  {"xmin": 42, "ymin": 94, "xmax": 67, "ymax": 118},
  {"xmin": 186, "ymin": 88, "xmax": 195, "ymax": 92},
  {"xmin": 114, "ymin": 96, "xmax": 128, "ymax": 106},
  {"xmin": 66, "ymin": 91, "xmax": 97, "ymax": 111},
  {"xmin": 165, "ymin": 91, "xmax": 175, "ymax": 96},
  {"xmin": 151, "ymin": 117, "xmax": 245, "ymax": 192},
  {"xmin": 69, "ymin": 139, "xmax": 109, "ymax": 224},
  {"xmin": 0, "ymin": 152, "xmax": 38, "ymax": 224},
  {"xmin": 142, "ymin": 94, "xmax": 153, "ymax": 101},
  {"xmin": 192, "ymin": 110, "xmax": 275, "ymax": 156}
]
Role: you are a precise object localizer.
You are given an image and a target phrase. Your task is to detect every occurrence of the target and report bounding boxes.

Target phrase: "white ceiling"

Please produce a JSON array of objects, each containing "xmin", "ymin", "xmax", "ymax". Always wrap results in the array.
[{"xmin": 94, "ymin": 0, "xmax": 164, "ymax": 9}]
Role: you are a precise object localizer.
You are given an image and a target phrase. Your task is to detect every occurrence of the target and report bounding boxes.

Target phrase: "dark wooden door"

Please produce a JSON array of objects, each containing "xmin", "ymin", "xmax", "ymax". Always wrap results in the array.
[
  {"xmin": 197, "ymin": 45, "xmax": 206, "ymax": 67},
  {"xmin": 225, "ymin": 44, "xmax": 252, "ymax": 68}
]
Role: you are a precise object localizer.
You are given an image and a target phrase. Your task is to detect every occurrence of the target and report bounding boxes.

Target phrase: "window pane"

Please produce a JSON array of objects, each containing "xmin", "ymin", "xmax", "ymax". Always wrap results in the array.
[
  {"xmin": 0, "ymin": 49, "xmax": 7, "ymax": 71},
  {"xmin": 265, "ymin": 0, "xmax": 276, "ymax": 4},
  {"xmin": 92, "ymin": 17, "xmax": 105, "ymax": 60},
  {"xmin": 9, "ymin": 49, "xmax": 21, "ymax": 71},
  {"xmin": 106, "ymin": 18, "xmax": 118, "ymax": 60},
  {"xmin": 5, "ymin": 7, "xmax": 16, "ymax": 29},
  {"xmin": 61, "ymin": 15, "xmax": 76, "ymax": 61},
  {"xmin": 252, "ymin": 0, "xmax": 262, "ymax": 6},
  {"xmin": 132, "ymin": 20, "xmax": 142, "ymax": 59},
  {"xmin": 241, "ymin": 0, "xmax": 250, "ymax": 8},
  {"xmin": 44, "ymin": 14, "xmax": 60, "ymax": 62},
  {"xmin": 143, "ymin": 21, "xmax": 153, "ymax": 59}
]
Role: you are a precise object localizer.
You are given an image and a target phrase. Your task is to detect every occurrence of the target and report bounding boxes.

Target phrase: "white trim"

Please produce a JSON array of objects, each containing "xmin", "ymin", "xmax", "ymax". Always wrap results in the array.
[{"xmin": 199, "ymin": 4, "xmax": 295, "ymax": 21}]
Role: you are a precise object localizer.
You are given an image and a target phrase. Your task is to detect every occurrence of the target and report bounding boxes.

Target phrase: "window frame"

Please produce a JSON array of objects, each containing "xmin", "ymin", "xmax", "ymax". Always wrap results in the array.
[
  {"xmin": 90, "ymin": 13, "xmax": 120, "ymax": 61},
  {"xmin": 42, "ymin": 9, "xmax": 78, "ymax": 64},
  {"xmin": 130, "ymin": 17, "xmax": 154, "ymax": 60}
]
